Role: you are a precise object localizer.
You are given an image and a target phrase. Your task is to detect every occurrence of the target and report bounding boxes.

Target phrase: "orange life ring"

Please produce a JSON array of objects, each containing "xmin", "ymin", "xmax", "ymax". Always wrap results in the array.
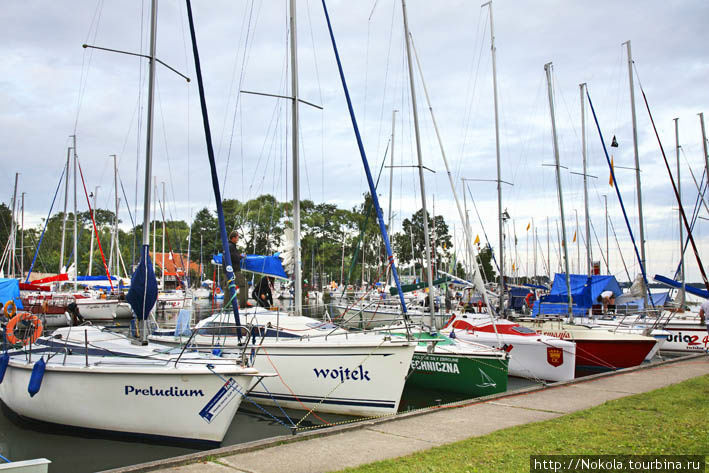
[
  {"xmin": 6, "ymin": 313, "xmax": 43, "ymax": 346},
  {"xmin": 525, "ymin": 293, "xmax": 534, "ymax": 308},
  {"xmin": 4, "ymin": 300, "xmax": 17, "ymax": 317}
]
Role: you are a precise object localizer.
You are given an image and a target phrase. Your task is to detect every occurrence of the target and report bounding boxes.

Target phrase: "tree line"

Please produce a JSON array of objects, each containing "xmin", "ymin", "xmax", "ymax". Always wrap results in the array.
[{"xmin": 0, "ymin": 195, "xmax": 497, "ymax": 288}]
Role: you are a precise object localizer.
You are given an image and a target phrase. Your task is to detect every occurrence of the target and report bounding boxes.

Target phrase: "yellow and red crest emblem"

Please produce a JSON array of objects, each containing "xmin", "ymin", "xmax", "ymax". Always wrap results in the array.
[{"xmin": 547, "ymin": 347, "xmax": 563, "ymax": 367}]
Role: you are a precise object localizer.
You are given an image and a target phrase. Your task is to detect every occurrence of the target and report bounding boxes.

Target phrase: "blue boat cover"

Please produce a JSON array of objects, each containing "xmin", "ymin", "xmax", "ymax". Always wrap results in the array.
[
  {"xmin": 616, "ymin": 291, "xmax": 670, "ymax": 310},
  {"xmin": 76, "ymin": 275, "xmax": 118, "ymax": 281},
  {"xmin": 211, "ymin": 253, "xmax": 223, "ymax": 265},
  {"xmin": 241, "ymin": 254, "xmax": 288, "ymax": 280},
  {"xmin": 509, "ymin": 287, "xmax": 533, "ymax": 311},
  {"xmin": 654, "ymin": 274, "xmax": 708, "ymax": 299},
  {"xmin": 126, "ymin": 245, "xmax": 158, "ymax": 320},
  {"xmin": 546, "ymin": 273, "xmax": 621, "ymax": 307},
  {"xmin": 0, "ymin": 278, "xmax": 24, "ymax": 310}
]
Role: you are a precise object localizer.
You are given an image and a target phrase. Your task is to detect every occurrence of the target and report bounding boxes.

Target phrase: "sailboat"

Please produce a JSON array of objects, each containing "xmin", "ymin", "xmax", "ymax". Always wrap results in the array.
[
  {"xmin": 0, "ymin": 0, "xmax": 267, "ymax": 445},
  {"xmin": 150, "ymin": 0, "xmax": 416, "ymax": 418}
]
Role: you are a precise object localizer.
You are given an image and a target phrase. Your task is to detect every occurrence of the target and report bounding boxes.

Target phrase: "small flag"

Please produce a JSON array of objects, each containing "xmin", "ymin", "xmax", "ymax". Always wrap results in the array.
[
  {"xmin": 573, "ymin": 231, "xmax": 577, "ymax": 242},
  {"xmin": 512, "ymin": 262, "xmax": 516, "ymax": 271},
  {"xmin": 474, "ymin": 234, "xmax": 480, "ymax": 245},
  {"xmin": 609, "ymin": 156, "xmax": 615, "ymax": 187},
  {"xmin": 526, "ymin": 222, "xmax": 531, "ymax": 231}
]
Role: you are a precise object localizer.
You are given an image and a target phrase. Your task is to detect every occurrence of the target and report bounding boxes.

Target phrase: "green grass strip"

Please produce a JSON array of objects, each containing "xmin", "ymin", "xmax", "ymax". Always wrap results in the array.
[{"xmin": 339, "ymin": 374, "xmax": 709, "ymax": 473}]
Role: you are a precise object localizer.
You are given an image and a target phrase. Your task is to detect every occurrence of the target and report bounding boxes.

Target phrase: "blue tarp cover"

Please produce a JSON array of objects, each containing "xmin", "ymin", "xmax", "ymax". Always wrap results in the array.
[
  {"xmin": 76, "ymin": 275, "xmax": 118, "ymax": 281},
  {"xmin": 616, "ymin": 292, "xmax": 670, "ymax": 309},
  {"xmin": 540, "ymin": 273, "xmax": 622, "ymax": 310},
  {"xmin": 0, "ymin": 278, "xmax": 24, "ymax": 310},
  {"xmin": 241, "ymin": 254, "xmax": 288, "ymax": 280}
]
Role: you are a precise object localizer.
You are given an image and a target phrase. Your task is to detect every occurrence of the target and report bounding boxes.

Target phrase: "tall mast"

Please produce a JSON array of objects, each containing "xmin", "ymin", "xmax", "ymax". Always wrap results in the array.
[
  {"xmin": 402, "ymin": 0, "xmax": 436, "ymax": 326},
  {"xmin": 290, "ymin": 0, "xmax": 303, "ymax": 316},
  {"xmin": 546, "ymin": 216, "xmax": 550, "ymax": 281},
  {"xmin": 20, "ymin": 192, "xmax": 25, "ymax": 278},
  {"xmin": 88, "ymin": 186, "xmax": 98, "ymax": 275},
  {"xmin": 72, "ymin": 135, "xmax": 78, "ymax": 291},
  {"xmin": 387, "ymin": 109, "xmax": 397, "ymax": 286},
  {"xmin": 575, "ymin": 209, "xmax": 580, "ymax": 273},
  {"xmin": 674, "ymin": 117, "xmax": 684, "ymax": 308},
  {"xmin": 161, "ymin": 181, "xmax": 166, "ymax": 290},
  {"xmin": 113, "ymin": 154, "xmax": 119, "ymax": 279},
  {"xmin": 9, "ymin": 173, "xmax": 19, "ymax": 278},
  {"xmin": 604, "ymin": 194, "xmax": 609, "ymax": 274},
  {"xmin": 483, "ymin": 0, "xmax": 505, "ymax": 314},
  {"xmin": 700, "ymin": 112, "xmax": 708, "ymax": 189},
  {"xmin": 136, "ymin": 0, "xmax": 159, "ymax": 343},
  {"xmin": 60, "ymin": 146, "xmax": 71, "ymax": 273},
  {"xmin": 580, "ymin": 83, "xmax": 591, "ymax": 275},
  {"xmin": 152, "ymin": 177, "xmax": 157, "ymax": 271},
  {"xmin": 623, "ymin": 40, "xmax": 648, "ymax": 307},
  {"xmin": 545, "ymin": 62, "xmax": 573, "ymax": 322}
]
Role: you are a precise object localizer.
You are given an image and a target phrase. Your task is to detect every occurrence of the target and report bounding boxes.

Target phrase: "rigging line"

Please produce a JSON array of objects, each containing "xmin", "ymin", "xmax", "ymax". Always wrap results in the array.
[
  {"xmin": 221, "ymin": 0, "xmax": 259, "ymax": 199},
  {"xmin": 24, "ymin": 166, "xmax": 66, "ymax": 283},
  {"xmin": 466, "ymin": 183, "xmax": 500, "ymax": 275},
  {"xmin": 589, "ymin": 217, "xmax": 609, "ymax": 274},
  {"xmin": 680, "ymin": 147, "xmax": 709, "ymax": 216},
  {"xmin": 304, "ymin": 0, "xmax": 326, "ymax": 202},
  {"xmin": 635, "ymin": 73, "xmax": 709, "ymax": 293},
  {"xmin": 671, "ymin": 158, "xmax": 707, "ymax": 281},
  {"xmin": 73, "ymin": 0, "xmax": 105, "ymax": 134},
  {"xmin": 586, "ymin": 90, "xmax": 639, "ymax": 286},
  {"xmin": 457, "ymin": 7, "xmax": 487, "ymax": 176},
  {"xmin": 76, "ymin": 158, "xmax": 114, "ymax": 290}
]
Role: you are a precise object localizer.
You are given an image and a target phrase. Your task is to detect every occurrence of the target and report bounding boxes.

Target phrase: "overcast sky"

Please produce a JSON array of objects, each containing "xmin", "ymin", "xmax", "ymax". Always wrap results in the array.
[{"xmin": 1, "ymin": 0, "xmax": 708, "ymax": 284}]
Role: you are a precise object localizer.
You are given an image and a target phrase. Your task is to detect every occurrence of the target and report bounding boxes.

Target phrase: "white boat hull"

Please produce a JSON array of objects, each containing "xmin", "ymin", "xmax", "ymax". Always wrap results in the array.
[
  {"xmin": 0, "ymin": 356, "xmax": 257, "ymax": 444},
  {"xmin": 74, "ymin": 299, "xmax": 131, "ymax": 320}
]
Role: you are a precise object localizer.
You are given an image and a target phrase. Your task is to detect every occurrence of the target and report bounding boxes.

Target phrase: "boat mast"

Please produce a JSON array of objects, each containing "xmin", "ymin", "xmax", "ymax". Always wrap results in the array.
[
  {"xmin": 290, "ymin": 0, "xmax": 303, "ymax": 316},
  {"xmin": 387, "ymin": 109, "xmax": 397, "ymax": 286},
  {"xmin": 113, "ymin": 154, "xmax": 120, "ymax": 280},
  {"xmin": 700, "ymin": 112, "xmax": 708, "ymax": 189},
  {"xmin": 161, "ymin": 181, "xmax": 166, "ymax": 290},
  {"xmin": 137, "ymin": 0, "xmax": 159, "ymax": 343},
  {"xmin": 8, "ymin": 173, "xmax": 18, "ymax": 278},
  {"xmin": 604, "ymin": 194, "xmax": 609, "ymax": 274},
  {"xmin": 60, "ymin": 147, "xmax": 71, "ymax": 274},
  {"xmin": 408, "ymin": 28, "xmax": 499, "ymax": 324},
  {"xmin": 674, "ymin": 117, "xmax": 684, "ymax": 308},
  {"xmin": 20, "ymin": 192, "xmax": 24, "ymax": 278},
  {"xmin": 623, "ymin": 40, "xmax": 648, "ymax": 308},
  {"xmin": 152, "ymin": 177, "xmax": 157, "ymax": 274},
  {"xmin": 88, "ymin": 186, "xmax": 98, "ymax": 275},
  {"xmin": 73, "ymin": 135, "xmax": 78, "ymax": 291},
  {"xmin": 484, "ymin": 0, "xmax": 505, "ymax": 315},
  {"xmin": 580, "ymin": 83, "xmax": 591, "ymax": 275},
  {"xmin": 402, "ymin": 0, "xmax": 436, "ymax": 326},
  {"xmin": 545, "ymin": 63, "xmax": 573, "ymax": 322}
]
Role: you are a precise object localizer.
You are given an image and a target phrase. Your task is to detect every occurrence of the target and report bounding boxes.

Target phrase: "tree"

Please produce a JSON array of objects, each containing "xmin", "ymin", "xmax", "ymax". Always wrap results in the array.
[{"xmin": 392, "ymin": 208, "xmax": 452, "ymax": 277}]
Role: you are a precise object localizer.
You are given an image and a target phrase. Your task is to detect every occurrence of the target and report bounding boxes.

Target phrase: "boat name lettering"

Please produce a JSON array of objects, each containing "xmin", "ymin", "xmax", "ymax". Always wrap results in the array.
[
  {"xmin": 665, "ymin": 332, "xmax": 709, "ymax": 347},
  {"xmin": 313, "ymin": 365, "xmax": 371, "ymax": 382},
  {"xmin": 124, "ymin": 385, "xmax": 205, "ymax": 397},
  {"xmin": 411, "ymin": 359, "xmax": 460, "ymax": 374},
  {"xmin": 540, "ymin": 331, "xmax": 571, "ymax": 340}
]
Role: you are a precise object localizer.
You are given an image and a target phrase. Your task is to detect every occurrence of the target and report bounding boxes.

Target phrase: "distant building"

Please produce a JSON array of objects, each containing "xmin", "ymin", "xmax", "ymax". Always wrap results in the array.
[{"xmin": 150, "ymin": 252, "xmax": 200, "ymax": 289}]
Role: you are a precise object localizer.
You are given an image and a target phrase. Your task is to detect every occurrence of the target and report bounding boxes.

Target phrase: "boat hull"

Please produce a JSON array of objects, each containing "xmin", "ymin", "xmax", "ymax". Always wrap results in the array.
[
  {"xmin": 406, "ymin": 352, "xmax": 508, "ymax": 396},
  {"xmin": 246, "ymin": 340, "xmax": 415, "ymax": 417},
  {"xmin": 0, "ymin": 358, "xmax": 256, "ymax": 444}
]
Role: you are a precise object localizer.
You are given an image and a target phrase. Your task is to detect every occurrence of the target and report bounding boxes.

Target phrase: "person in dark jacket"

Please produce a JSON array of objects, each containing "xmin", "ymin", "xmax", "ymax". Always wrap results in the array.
[
  {"xmin": 226, "ymin": 230, "xmax": 248, "ymax": 308},
  {"xmin": 253, "ymin": 276, "xmax": 274, "ymax": 309}
]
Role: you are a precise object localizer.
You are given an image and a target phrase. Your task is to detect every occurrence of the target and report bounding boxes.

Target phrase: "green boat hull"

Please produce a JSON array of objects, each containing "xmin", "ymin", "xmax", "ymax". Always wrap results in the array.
[{"xmin": 406, "ymin": 352, "xmax": 508, "ymax": 397}]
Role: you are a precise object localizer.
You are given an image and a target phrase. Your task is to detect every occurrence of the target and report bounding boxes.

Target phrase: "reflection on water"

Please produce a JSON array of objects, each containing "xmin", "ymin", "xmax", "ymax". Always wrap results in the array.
[{"xmin": 0, "ymin": 299, "xmax": 545, "ymax": 472}]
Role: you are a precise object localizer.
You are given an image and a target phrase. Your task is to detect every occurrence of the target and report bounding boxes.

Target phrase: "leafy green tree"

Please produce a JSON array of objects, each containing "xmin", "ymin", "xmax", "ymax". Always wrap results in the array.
[{"xmin": 392, "ymin": 208, "xmax": 452, "ymax": 278}]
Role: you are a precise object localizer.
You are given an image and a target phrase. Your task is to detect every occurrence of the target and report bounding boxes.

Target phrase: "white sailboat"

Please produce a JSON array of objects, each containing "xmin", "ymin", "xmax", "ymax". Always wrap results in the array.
[
  {"xmin": 0, "ymin": 0, "xmax": 268, "ymax": 445},
  {"xmin": 151, "ymin": 0, "xmax": 416, "ymax": 418}
]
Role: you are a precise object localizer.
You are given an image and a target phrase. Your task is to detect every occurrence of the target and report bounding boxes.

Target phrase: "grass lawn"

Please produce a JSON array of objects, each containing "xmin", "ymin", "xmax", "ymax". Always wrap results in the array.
[{"xmin": 338, "ymin": 374, "xmax": 709, "ymax": 473}]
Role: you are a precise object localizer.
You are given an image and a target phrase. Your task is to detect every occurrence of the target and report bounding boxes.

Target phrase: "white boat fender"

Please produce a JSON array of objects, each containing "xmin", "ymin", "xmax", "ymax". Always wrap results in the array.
[
  {"xmin": 0, "ymin": 352, "xmax": 8, "ymax": 383},
  {"xmin": 28, "ymin": 358, "xmax": 46, "ymax": 397}
]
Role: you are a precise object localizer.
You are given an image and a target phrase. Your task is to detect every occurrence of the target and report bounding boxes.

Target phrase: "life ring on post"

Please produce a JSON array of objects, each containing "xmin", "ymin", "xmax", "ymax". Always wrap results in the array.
[
  {"xmin": 6, "ymin": 313, "xmax": 43, "ymax": 346},
  {"xmin": 4, "ymin": 300, "xmax": 17, "ymax": 318},
  {"xmin": 525, "ymin": 293, "xmax": 534, "ymax": 309}
]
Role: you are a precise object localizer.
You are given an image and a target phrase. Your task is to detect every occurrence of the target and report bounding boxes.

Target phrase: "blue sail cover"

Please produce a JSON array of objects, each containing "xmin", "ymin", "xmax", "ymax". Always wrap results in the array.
[
  {"xmin": 241, "ymin": 254, "xmax": 288, "ymax": 280},
  {"xmin": 126, "ymin": 245, "xmax": 158, "ymax": 320},
  {"xmin": 211, "ymin": 253, "xmax": 223, "ymax": 265},
  {"xmin": 0, "ymin": 278, "xmax": 24, "ymax": 310},
  {"xmin": 542, "ymin": 273, "xmax": 622, "ymax": 309}
]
